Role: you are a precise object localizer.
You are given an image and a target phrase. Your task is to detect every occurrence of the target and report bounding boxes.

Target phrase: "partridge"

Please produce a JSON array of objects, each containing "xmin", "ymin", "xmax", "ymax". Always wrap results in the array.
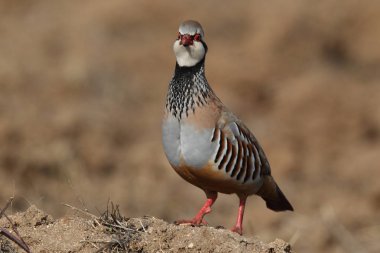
[{"xmin": 162, "ymin": 20, "xmax": 293, "ymax": 235}]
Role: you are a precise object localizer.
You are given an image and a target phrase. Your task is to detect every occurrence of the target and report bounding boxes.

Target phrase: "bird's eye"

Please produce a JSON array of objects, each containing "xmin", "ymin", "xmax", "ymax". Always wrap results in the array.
[
  {"xmin": 177, "ymin": 32, "xmax": 181, "ymax": 40},
  {"xmin": 194, "ymin": 34, "xmax": 201, "ymax": 41}
]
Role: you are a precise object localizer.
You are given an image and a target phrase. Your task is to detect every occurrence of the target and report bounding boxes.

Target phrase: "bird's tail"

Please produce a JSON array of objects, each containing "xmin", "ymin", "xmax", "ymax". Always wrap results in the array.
[{"xmin": 257, "ymin": 175, "xmax": 294, "ymax": 212}]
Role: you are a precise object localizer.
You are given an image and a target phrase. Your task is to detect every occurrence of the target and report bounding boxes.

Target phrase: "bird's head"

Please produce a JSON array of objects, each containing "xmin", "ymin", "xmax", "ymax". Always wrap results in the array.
[{"xmin": 173, "ymin": 20, "xmax": 207, "ymax": 67}]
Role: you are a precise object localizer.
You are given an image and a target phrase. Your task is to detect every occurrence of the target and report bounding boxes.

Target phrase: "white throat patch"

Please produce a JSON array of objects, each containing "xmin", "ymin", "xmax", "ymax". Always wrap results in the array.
[{"xmin": 173, "ymin": 40, "xmax": 205, "ymax": 67}]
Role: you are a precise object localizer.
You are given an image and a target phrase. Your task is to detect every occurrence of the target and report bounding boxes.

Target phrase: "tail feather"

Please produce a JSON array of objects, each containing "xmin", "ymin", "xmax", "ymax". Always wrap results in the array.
[{"xmin": 257, "ymin": 176, "xmax": 294, "ymax": 212}]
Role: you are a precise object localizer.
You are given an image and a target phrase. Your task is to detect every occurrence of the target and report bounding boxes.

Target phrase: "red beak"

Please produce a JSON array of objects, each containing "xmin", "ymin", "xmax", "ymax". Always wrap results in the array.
[{"xmin": 180, "ymin": 34, "xmax": 193, "ymax": 46}]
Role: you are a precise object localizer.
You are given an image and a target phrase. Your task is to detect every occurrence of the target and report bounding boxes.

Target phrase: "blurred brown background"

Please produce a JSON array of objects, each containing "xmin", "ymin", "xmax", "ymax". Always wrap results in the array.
[{"xmin": 1, "ymin": 0, "xmax": 380, "ymax": 252}]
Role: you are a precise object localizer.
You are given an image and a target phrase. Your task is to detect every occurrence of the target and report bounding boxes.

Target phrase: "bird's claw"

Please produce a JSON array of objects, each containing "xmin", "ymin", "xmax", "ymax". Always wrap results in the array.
[
  {"xmin": 231, "ymin": 226, "xmax": 243, "ymax": 235},
  {"xmin": 175, "ymin": 218, "xmax": 208, "ymax": 226}
]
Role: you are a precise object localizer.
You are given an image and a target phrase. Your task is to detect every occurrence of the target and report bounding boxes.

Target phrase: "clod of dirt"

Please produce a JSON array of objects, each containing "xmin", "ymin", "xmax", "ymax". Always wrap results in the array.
[
  {"xmin": 0, "ymin": 206, "xmax": 292, "ymax": 252},
  {"xmin": 0, "ymin": 236, "xmax": 17, "ymax": 253},
  {"xmin": 6, "ymin": 205, "xmax": 54, "ymax": 228}
]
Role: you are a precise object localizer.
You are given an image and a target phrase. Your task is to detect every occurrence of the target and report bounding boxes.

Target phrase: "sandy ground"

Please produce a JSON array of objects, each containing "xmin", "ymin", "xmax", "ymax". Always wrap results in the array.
[
  {"xmin": 0, "ymin": 205, "xmax": 292, "ymax": 252},
  {"xmin": 1, "ymin": 1, "xmax": 380, "ymax": 252}
]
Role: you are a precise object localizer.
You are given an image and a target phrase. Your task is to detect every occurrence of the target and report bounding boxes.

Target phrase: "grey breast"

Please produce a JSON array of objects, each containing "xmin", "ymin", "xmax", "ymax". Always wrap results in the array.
[
  {"xmin": 162, "ymin": 114, "xmax": 181, "ymax": 168},
  {"xmin": 162, "ymin": 114, "xmax": 218, "ymax": 169}
]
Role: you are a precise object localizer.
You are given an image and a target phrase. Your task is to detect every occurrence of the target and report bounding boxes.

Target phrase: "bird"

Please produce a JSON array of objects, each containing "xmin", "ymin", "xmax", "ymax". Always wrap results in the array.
[{"xmin": 162, "ymin": 20, "xmax": 293, "ymax": 235}]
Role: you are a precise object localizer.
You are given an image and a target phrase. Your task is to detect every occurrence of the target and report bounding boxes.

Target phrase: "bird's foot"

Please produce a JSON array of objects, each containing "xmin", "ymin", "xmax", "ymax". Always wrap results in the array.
[
  {"xmin": 231, "ymin": 226, "xmax": 243, "ymax": 235},
  {"xmin": 174, "ymin": 218, "xmax": 208, "ymax": 226},
  {"xmin": 174, "ymin": 192, "xmax": 216, "ymax": 227}
]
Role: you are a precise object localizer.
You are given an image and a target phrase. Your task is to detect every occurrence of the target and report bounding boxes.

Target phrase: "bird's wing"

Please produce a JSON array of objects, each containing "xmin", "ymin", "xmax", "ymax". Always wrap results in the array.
[{"xmin": 211, "ymin": 108, "xmax": 272, "ymax": 182}]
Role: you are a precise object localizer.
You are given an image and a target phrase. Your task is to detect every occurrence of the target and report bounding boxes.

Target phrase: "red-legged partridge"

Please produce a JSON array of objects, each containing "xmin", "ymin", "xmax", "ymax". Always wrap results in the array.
[{"xmin": 162, "ymin": 20, "xmax": 294, "ymax": 235}]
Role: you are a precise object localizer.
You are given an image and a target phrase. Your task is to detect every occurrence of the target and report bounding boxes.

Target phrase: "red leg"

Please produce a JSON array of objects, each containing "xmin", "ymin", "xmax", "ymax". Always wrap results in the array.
[
  {"xmin": 231, "ymin": 196, "xmax": 247, "ymax": 235},
  {"xmin": 175, "ymin": 191, "xmax": 217, "ymax": 226}
]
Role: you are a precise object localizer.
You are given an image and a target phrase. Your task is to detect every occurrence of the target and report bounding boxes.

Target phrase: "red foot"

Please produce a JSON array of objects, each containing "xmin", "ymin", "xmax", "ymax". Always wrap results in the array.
[
  {"xmin": 231, "ymin": 196, "xmax": 247, "ymax": 235},
  {"xmin": 175, "ymin": 218, "xmax": 208, "ymax": 226},
  {"xmin": 231, "ymin": 226, "xmax": 243, "ymax": 235},
  {"xmin": 175, "ymin": 192, "xmax": 217, "ymax": 227}
]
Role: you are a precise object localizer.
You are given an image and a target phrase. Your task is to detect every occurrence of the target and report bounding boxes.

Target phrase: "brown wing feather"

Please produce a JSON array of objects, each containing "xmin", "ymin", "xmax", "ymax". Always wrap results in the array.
[
  {"xmin": 217, "ymin": 106, "xmax": 272, "ymax": 179},
  {"xmin": 234, "ymin": 121, "xmax": 271, "ymax": 177}
]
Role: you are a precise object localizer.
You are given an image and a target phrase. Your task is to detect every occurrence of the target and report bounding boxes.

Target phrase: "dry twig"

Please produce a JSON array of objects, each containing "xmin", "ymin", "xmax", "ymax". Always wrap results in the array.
[
  {"xmin": 0, "ymin": 198, "xmax": 31, "ymax": 253},
  {"xmin": 95, "ymin": 201, "xmax": 147, "ymax": 252}
]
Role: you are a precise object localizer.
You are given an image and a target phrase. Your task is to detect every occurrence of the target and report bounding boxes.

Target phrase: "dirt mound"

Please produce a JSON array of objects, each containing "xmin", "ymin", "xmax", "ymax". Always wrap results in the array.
[{"xmin": 0, "ymin": 205, "xmax": 291, "ymax": 252}]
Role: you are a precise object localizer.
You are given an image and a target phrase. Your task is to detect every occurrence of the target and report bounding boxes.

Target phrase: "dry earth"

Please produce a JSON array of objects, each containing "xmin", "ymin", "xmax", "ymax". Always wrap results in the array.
[
  {"xmin": 1, "ymin": 1, "xmax": 380, "ymax": 253},
  {"xmin": 0, "ymin": 205, "xmax": 291, "ymax": 253}
]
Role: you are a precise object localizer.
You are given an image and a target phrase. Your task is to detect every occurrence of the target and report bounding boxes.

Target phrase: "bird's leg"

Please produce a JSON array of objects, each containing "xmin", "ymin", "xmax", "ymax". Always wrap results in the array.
[
  {"xmin": 231, "ymin": 195, "xmax": 247, "ymax": 235},
  {"xmin": 175, "ymin": 191, "xmax": 217, "ymax": 226}
]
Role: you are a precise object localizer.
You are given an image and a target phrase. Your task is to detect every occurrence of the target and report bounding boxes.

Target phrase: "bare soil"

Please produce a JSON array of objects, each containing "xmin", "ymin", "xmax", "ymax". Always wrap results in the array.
[{"xmin": 0, "ymin": 205, "xmax": 291, "ymax": 252}]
